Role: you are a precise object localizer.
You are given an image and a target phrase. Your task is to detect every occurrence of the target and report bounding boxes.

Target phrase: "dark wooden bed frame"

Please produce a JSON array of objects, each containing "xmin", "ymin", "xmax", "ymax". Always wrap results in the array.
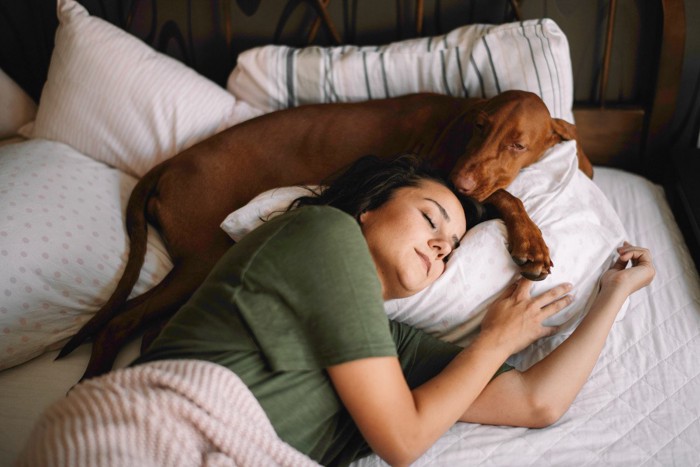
[{"xmin": 0, "ymin": 0, "xmax": 686, "ymax": 176}]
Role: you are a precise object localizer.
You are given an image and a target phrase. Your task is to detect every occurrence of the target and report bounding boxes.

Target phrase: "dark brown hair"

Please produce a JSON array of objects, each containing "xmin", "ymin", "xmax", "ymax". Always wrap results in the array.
[{"xmin": 291, "ymin": 154, "xmax": 488, "ymax": 228}]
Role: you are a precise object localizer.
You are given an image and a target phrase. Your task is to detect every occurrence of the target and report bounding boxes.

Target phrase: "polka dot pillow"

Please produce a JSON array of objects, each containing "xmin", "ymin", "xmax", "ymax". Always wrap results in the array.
[
  {"xmin": 27, "ymin": 0, "xmax": 263, "ymax": 178},
  {"xmin": 0, "ymin": 139, "xmax": 172, "ymax": 370}
]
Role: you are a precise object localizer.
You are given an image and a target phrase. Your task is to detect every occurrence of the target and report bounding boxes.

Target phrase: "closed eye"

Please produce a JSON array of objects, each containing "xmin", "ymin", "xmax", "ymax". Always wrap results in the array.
[
  {"xmin": 422, "ymin": 212, "xmax": 436, "ymax": 229},
  {"xmin": 510, "ymin": 143, "xmax": 526, "ymax": 151}
]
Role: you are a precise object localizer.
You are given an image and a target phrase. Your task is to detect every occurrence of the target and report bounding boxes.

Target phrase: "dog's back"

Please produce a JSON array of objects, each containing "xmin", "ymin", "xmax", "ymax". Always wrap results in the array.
[
  {"xmin": 60, "ymin": 91, "xmax": 588, "ymax": 379},
  {"xmin": 59, "ymin": 94, "xmax": 475, "ymax": 368}
]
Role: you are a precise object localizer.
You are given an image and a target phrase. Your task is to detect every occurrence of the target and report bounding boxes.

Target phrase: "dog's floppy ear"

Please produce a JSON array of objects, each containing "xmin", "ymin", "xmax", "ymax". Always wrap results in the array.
[
  {"xmin": 552, "ymin": 118, "xmax": 594, "ymax": 179},
  {"xmin": 551, "ymin": 117, "xmax": 577, "ymax": 141}
]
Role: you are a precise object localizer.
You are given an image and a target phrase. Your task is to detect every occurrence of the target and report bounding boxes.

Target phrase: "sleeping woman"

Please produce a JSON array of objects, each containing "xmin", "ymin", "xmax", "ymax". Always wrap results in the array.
[{"xmin": 22, "ymin": 155, "xmax": 655, "ymax": 467}]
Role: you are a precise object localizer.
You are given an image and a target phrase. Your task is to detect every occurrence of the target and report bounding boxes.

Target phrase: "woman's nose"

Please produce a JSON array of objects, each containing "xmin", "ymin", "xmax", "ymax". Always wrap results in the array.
[{"xmin": 429, "ymin": 238, "xmax": 451, "ymax": 259}]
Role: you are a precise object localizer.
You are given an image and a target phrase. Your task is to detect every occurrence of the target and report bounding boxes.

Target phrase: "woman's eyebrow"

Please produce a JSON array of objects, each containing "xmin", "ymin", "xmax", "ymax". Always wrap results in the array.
[
  {"xmin": 425, "ymin": 198, "xmax": 450, "ymax": 221},
  {"xmin": 425, "ymin": 198, "xmax": 460, "ymax": 249}
]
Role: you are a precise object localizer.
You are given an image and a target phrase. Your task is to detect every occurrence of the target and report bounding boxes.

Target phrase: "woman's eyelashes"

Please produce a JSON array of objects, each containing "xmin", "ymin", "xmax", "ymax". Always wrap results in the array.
[{"xmin": 422, "ymin": 212, "xmax": 436, "ymax": 229}]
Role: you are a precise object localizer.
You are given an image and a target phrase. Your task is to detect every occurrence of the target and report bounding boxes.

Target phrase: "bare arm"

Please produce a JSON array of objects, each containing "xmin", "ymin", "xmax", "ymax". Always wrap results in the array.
[
  {"xmin": 328, "ymin": 244, "xmax": 653, "ymax": 465},
  {"xmin": 327, "ymin": 282, "xmax": 574, "ymax": 466},
  {"xmin": 461, "ymin": 243, "xmax": 656, "ymax": 427},
  {"xmin": 327, "ymin": 340, "xmax": 502, "ymax": 466}
]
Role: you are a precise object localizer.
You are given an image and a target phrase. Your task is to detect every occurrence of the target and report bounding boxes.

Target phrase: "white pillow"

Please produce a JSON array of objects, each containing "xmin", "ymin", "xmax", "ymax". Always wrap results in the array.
[
  {"xmin": 27, "ymin": 0, "xmax": 263, "ymax": 178},
  {"xmin": 0, "ymin": 140, "xmax": 173, "ymax": 370},
  {"xmin": 228, "ymin": 19, "xmax": 573, "ymax": 122},
  {"xmin": 221, "ymin": 186, "xmax": 320, "ymax": 242},
  {"xmin": 221, "ymin": 141, "xmax": 627, "ymax": 370}
]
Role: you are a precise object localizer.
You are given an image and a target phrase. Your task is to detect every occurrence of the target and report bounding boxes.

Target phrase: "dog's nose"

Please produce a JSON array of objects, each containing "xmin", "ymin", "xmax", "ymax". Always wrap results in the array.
[{"xmin": 454, "ymin": 174, "xmax": 477, "ymax": 195}]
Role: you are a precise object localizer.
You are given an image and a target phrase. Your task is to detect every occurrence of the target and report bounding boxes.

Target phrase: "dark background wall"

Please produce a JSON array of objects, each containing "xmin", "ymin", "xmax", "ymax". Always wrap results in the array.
[
  {"xmin": 2, "ymin": 0, "xmax": 699, "ymax": 261},
  {"xmin": 1, "ymin": 0, "xmax": 698, "ymax": 153}
]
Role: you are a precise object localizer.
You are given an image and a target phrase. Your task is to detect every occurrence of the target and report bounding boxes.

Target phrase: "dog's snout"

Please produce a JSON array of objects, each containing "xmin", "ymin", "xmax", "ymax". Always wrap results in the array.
[{"xmin": 453, "ymin": 174, "xmax": 477, "ymax": 195}]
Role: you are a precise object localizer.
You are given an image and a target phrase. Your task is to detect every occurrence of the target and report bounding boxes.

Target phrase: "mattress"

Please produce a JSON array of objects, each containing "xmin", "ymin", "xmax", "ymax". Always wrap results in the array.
[{"xmin": 1, "ymin": 167, "xmax": 699, "ymax": 466}]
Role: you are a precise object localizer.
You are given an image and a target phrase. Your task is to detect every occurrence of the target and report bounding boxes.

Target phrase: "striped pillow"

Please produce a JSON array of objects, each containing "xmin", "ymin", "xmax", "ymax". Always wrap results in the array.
[
  {"xmin": 228, "ymin": 19, "xmax": 574, "ymax": 123},
  {"xmin": 29, "ymin": 0, "xmax": 263, "ymax": 178}
]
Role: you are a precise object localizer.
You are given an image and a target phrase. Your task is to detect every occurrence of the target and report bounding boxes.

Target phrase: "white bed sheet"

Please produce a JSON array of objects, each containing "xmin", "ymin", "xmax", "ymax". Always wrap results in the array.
[
  {"xmin": 1, "ymin": 167, "xmax": 698, "ymax": 466},
  {"xmin": 355, "ymin": 167, "xmax": 700, "ymax": 466}
]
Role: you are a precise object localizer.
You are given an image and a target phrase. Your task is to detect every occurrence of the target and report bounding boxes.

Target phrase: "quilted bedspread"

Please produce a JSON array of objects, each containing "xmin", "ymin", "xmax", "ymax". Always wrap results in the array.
[
  {"xmin": 354, "ymin": 167, "xmax": 700, "ymax": 466},
  {"xmin": 0, "ymin": 166, "xmax": 697, "ymax": 466}
]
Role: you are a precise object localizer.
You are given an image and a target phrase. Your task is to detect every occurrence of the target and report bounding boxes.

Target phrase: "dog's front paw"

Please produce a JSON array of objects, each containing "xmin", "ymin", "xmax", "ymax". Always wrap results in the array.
[
  {"xmin": 509, "ymin": 230, "xmax": 552, "ymax": 281},
  {"xmin": 518, "ymin": 263, "xmax": 551, "ymax": 281}
]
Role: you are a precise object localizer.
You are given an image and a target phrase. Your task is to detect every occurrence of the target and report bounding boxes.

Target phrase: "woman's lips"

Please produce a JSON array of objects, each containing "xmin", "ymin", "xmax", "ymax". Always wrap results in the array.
[{"xmin": 416, "ymin": 249, "xmax": 431, "ymax": 276}]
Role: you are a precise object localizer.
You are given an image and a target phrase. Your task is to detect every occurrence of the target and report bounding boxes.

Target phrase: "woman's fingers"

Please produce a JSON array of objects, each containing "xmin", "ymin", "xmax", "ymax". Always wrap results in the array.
[
  {"xmin": 535, "ymin": 291, "xmax": 573, "ymax": 339},
  {"xmin": 533, "ymin": 282, "xmax": 573, "ymax": 308},
  {"xmin": 540, "ymin": 292, "xmax": 573, "ymax": 319},
  {"xmin": 513, "ymin": 278, "xmax": 534, "ymax": 300},
  {"xmin": 500, "ymin": 279, "xmax": 573, "ymax": 319},
  {"xmin": 614, "ymin": 244, "xmax": 656, "ymax": 281},
  {"xmin": 617, "ymin": 243, "xmax": 652, "ymax": 264},
  {"xmin": 497, "ymin": 277, "xmax": 534, "ymax": 301},
  {"xmin": 610, "ymin": 256, "xmax": 629, "ymax": 272},
  {"xmin": 497, "ymin": 280, "xmax": 520, "ymax": 300},
  {"xmin": 540, "ymin": 323, "xmax": 561, "ymax": 338}
]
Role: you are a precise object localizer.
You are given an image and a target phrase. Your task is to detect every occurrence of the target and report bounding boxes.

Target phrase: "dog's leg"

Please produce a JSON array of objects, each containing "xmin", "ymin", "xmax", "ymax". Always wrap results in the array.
[
  {"xmin": 486, "ymin": 189, "xmax": 552, "ymax": 281},
  {"xmin": 78, "ymin": 256, "xmax": 219, "ymax": 380},
  {"xmin": 140, "ymin": 317, "xmax": 169, "ymax": 353},
  {"xmin": 94, "ymin": 281, "xmax": 169, "ymax": 354},
  {"xmin": 57, "ymin": 168, "xmax": 162, "ymax": 359}
]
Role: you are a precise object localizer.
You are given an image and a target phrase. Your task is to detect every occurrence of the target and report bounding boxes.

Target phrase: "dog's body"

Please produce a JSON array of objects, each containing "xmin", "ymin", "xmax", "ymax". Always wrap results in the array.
[{"xmin": 60, "ymin": 90, "xmax": 592, "ymax": 379}]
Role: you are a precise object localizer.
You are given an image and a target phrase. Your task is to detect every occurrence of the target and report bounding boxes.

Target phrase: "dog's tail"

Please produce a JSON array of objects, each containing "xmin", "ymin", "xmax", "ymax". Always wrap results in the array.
[{"xmin": 57, "ymin": 168, "xmax": 161, "ymax": 359}]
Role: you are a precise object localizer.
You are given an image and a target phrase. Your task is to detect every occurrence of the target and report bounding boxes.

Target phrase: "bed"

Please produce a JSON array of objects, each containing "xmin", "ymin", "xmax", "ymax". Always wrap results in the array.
[{"xmin": 1, "ymin": 0, "xmax": 698, "ymax": 465}]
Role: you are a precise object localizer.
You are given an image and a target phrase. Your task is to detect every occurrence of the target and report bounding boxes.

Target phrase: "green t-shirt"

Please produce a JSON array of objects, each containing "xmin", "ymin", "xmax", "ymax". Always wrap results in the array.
[{"xmin": 135, "ymin": 206, "xmax": 465, "ymax": 466}]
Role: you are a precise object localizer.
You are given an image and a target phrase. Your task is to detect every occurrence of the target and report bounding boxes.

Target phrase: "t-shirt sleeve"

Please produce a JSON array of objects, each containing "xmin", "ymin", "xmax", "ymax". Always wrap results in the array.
[
  {"xmin": 390, "ymin": 320, "xmax": 461, "ymax": 388},
  {"xmin": 234, "ymin": 206, "xmax": 397, "ymax": 371},
  {"xmin": 390, "ymin": 321, "xmax": 514, "ymax": 389}
]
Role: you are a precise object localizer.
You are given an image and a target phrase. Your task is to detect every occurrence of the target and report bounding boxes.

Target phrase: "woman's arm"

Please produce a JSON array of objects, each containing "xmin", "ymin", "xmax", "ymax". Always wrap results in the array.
[
  {"xmin": 328, "ymin": 334, "xmax": 505, "ymax": 466},
  {"xmin": 329, "ymin": 244, "xmax": 653, "ymax": 466},
  {"xmin": 327, "ymin": 281, "xmax": 574, "ymax": 466},
  {"xmin": 459, "ymin": 284, "xmax": 630, "ymax": 427},
  {"xmin": 460, "ymin": 243, "xmax": 656, "ymax": 427}
]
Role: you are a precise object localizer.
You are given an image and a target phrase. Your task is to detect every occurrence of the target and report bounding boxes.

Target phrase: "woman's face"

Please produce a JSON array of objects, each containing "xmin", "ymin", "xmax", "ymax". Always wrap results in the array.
[{"xmin": 359, "ymin": 179, "xmax": 467, "ymax": 300}]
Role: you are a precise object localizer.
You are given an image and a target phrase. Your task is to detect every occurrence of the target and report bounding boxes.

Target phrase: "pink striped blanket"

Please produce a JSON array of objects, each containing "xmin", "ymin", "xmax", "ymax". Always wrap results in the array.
[{"xmin": 16, "ymin": 359, "xmax": 320, "ymax": 466}]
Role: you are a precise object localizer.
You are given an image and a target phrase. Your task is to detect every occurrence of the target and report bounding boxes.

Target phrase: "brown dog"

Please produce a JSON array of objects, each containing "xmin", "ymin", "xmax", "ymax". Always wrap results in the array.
[{"xmin": 59, "ymin": 90, "xmax": 592, "ymax": 379}]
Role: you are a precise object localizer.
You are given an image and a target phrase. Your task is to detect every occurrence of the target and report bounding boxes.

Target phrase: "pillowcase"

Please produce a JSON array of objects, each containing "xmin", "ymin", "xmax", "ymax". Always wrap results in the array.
[
  {"xmin": 0, "ymin": 139, "xmax": 173, "ymax": 370},
  {"xmin": 221, "ymin": 186, "xmax": 320, "ymax": 242},
  {"xmin": 221, "ymin": 141, "xmax": 627, "ymax": 371},
  {"xmin": 228, "ymin": 19, "xmax": 574, "ymax": 122},
  {"xmin": 27, "ymin": 0, "xmax": 263, "ymax": 178}
]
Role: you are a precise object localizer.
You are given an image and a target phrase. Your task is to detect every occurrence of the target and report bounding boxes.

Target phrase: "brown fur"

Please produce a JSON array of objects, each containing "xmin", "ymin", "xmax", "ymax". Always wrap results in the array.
[{"xmin": 58, "ymin": 90, "xmax": 592, "ymax": 380}]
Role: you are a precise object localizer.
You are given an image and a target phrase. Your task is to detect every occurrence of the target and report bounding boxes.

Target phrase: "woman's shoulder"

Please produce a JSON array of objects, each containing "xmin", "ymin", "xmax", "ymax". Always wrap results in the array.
[
  {"xmin": 270, "ymin": 206, "xmax": 366, "ymax": 257},
  {"xmin": 289, "ymin": 205, "xmax": 357, "ymax": 230},
  {"xmin": 239, "ymin": 205, "xmax": 364, "ymax": 260}
]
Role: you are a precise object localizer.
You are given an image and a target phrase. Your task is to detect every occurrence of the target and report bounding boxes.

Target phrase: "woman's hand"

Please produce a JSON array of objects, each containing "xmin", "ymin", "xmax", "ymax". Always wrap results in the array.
[
  {"xmin": 479, "ymin": 279, "xmax": 573, "ymax": 356},
  {"xmin": 600, "ymin": 242, "xmax": 655, "ymax": 296}
]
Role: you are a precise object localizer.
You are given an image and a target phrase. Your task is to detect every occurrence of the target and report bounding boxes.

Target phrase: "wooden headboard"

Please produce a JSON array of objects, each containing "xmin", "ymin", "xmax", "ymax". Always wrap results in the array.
[
  {"xmin": 0, "ymin": 0, "xmax": 685, "ymax": 177},
  {"xmin": 570, "ymin": 0, "xmax": 685, "ymax": 173}
]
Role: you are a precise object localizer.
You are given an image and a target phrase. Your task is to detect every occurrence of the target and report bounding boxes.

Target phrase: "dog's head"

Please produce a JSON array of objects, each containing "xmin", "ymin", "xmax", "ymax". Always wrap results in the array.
[{"xmin": 447, "ymin": 90, "xmax": 585, "ymax": 201}]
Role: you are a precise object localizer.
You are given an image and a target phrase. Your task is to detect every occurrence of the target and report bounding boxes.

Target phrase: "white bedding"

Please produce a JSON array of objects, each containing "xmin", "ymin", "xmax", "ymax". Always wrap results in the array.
[
  {"xmin": 1, "ymin": 166, "xmax": 698, "ymax": 466},
  {"xmin": 2, "ymin": 2, "xmax": 697, "ymax": 465},
  {"xmin": 355, "ymin": 167, "xmax": 700, "ymax": 466}
]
